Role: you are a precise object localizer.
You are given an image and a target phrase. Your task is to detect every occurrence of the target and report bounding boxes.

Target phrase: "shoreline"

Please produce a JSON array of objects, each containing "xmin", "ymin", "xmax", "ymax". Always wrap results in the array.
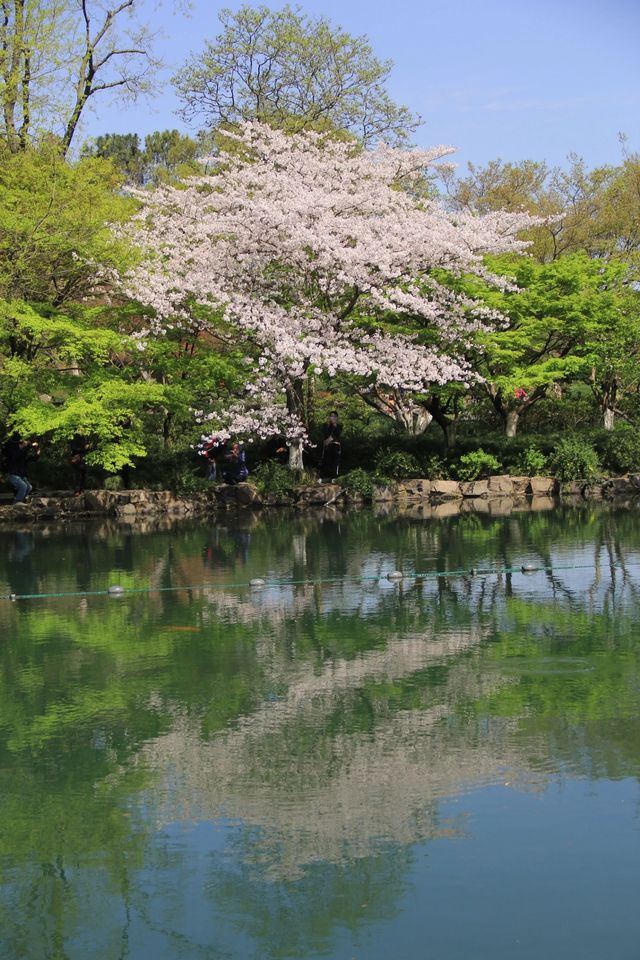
[{"xmin": 1, "ymin": 473, "xmax": 639, "ymax": 526}]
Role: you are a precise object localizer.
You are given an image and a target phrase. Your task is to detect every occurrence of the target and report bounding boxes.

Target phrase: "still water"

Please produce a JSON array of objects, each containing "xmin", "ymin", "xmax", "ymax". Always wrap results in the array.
[{"xmin": 0, "ymin": 504, "xmax": 639, "ymax": 960}]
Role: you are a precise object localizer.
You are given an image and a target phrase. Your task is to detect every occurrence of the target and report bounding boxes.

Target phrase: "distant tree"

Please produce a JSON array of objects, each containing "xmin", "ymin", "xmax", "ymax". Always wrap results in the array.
[
  {"xmin": 173, "ymin": 4, "xmax": 419, "ymax": 146},
  {"xmin": 82, "ymin": 129, "xmax": 201, "ymax": 185}
]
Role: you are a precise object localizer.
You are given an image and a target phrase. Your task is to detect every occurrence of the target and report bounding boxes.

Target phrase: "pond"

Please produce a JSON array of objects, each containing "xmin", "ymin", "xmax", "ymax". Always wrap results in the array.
[{"xmin": 1, "ymin": 504, "xmax": 639, "ymax": 960}]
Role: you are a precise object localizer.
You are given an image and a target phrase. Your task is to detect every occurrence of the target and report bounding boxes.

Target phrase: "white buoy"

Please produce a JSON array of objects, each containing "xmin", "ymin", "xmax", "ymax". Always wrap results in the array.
[
  {"xmin": 386, "ymin": 570, "xmax": 403, "ymax": 581},
  {"xmin": 108, "ymin": 585, "xmax": 125, "ymax": 597},
  {"xmin": 521, "ymin": 564, "xmax": 537, "ymax": 574},
  {"xmin": 250, "ymin": 578, "xmax": 266, "ymax": 588}
]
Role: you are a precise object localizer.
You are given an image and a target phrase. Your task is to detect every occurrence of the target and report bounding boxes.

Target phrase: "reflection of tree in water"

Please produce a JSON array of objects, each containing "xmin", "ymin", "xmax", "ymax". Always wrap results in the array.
[{"xmin": 1, "ymin": 505, "xmax": 640, "ymax": 957}]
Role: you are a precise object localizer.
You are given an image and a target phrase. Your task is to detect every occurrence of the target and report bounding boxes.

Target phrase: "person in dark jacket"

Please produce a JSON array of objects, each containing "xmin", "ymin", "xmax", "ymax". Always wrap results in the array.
[
  {"xmin": 221, "ymin": 442, "xmax": 249, "ymax": 484},
  {"xmin": 3, "ymin": 437, "xmax": 40, "ymax": 503}
]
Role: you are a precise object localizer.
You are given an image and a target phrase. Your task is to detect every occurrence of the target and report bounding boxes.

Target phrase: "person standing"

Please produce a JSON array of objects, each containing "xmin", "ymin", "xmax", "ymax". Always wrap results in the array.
[
  {"xmin": 319, "ymin": 411, "xmax": 342, "ymax": 480},
  {"xmin": 2, "ymin": 437, "xmax": 40, "ymax": 503}
]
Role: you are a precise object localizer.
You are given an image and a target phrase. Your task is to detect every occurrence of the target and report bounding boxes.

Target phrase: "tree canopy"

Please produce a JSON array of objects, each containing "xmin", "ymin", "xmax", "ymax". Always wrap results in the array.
[{"xmin": 173, "ymin": 4, "xmax": 420, "ymax": 145}]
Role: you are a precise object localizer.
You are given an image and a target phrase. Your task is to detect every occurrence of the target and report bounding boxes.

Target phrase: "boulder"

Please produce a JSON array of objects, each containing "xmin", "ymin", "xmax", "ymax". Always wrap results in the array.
[
  {"xmin": 430, "ymin": 480, "xmax": 462, "ymax": 501},
  {"xmin": 215, "ymin": 483, "xmax": 262, "ymax": 507},
  {"xmin": 509, "ymin": 476, "xmax": 531, "ymax": 496},
  {"xmin": 295, "ymin": 484, "xmax": 342, "ymax": 506},
  {"xmin": 487, "ymin": 475, "xmax": 515, "ymax": 496},
  {"xmin": 372, "ymin": 485, "xmax": 396, "ymax": 502},
  {"xmin": 460, "ymin": 479, "xmax": 489, "ymax": 499},
  {"xmin": 396, "ymin": 479, "xmax": 432, "ymax": 499},
  {"xmin": 529, "ymin": 476, "xmax": 557, "ymax": 496}
]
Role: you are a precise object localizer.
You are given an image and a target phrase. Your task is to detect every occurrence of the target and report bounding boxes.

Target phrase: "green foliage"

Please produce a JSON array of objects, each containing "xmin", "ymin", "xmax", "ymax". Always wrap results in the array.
[
  {"xmin": 252, "ymin": 460, "xmax": 297, "ymax": 498},
  {"xmin": 373, "ymin": 448, "xmax": 421, "ymax": 481},
  {"xmin": 82, "ymin": 129, "xmax": 202, "ymax": 186},
  {"xmin": 549, "ymin": 437, "xmax": 601, "ymax": 481},
  {"xmin": 603, "ymin": 425, "xmax": 640, "ymax": 475},
  {"xmin": 0, "ymin": 143, "xmax": 135, "ymax": 304},
  {"xmin": 508, "ymin": 445, "xmax": 548, "ymax": 476},
  {"xmin": 103, "ymin": 475, "xmax": 124, "ymax": 491},
  {"xmin": 456, "ymin": 449, "xmax": 502, "ymax": 481},
  {"xmin": 340, "ymin": 468, "xmax": 375, "ymax": 500},
  {"xmin": 423, "ymin": 455, "xmax": 449, "ymax": 480},
  {"xmin": 11, "ymin": 380, "xmax": 167, "ymax": 473}
]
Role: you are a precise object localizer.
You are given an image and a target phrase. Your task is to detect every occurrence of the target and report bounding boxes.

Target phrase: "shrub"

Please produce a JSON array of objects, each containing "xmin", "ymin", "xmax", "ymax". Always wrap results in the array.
[
  {"xmin": 603, "ymin": 425, "xmax": 640, "ymax": 475},
  {"xmin": 508, "ymin": 446, "xmax": 548, "ymax": 477},
  {"xmin": 548, "ymin": 437, "xmax": 600, "ymax": 481},
  {"xmin": 103, "ymin": 475, "xmax": 123, "ymax": 491},
  {"xmin": 423, "ymin": 455, "xmax": 449, "ymax": 480},
  {"xmin": 340, "ymin": 468, "xmax": 375, "ymax": 500},
  {"xmin": 374, "ymin": 448, "xmax": 421, "ymax": 481},
  {"xmin": 456, "ymin": 449, "xmax": 502, "ymax": 481},
  {"xmin": 251, "ymin": 460, "xmax": 297, "ymax": 497}
]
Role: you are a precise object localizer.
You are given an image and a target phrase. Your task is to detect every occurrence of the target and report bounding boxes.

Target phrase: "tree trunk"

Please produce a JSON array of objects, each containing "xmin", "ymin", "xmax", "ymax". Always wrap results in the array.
[
  {"xmin": 505, "ymin": 409, "xmax": 519, "ymax": 438},
  {"xmin": 603, "ymin": 407, "xmax": 615, "ymax": 431},
  {"xmin": 288, "ymin": 439, "xmax": 304, "ymax": 470},
  {"xmin": 392, "ymin": 403, "xmax": 432, "ymax": 435}
]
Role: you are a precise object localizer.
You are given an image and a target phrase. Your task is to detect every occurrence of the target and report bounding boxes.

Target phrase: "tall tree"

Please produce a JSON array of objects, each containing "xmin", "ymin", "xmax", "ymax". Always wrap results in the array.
[
  {"xmin": 0, "ymin": 0, "xmax": 161, "ymax": 155},
  {"xmin": 173, "ymin": 4, "xmax": 419, "ymax": 146}
]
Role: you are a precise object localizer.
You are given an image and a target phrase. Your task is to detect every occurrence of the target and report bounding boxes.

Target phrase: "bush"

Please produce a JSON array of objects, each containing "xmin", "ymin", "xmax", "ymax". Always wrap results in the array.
[
  {"xmin": 508, "ymin": 445, "xmax": 548, "ymax": 477},
  {"xmin": 456, "ymin": 449, "xmax": 502, "ymax": 481},
  {"xmin": 422, "ymin": 455, "xmax": 449, "ymax": 480},
  {"xmin": 340, "ymin": 468, "xmax": 375, "ymax": 500},
  {"xmin": 374, "ymin": 448, "xmax": 421, "ymax": 481},
  {"xmin": 603, "ymin": 425, "xmax": 640, "ymax": 475},
  {"xmin": 103, "ymin": 475, "xmax": 124, "ymax": 491},
  {"xmin": 548, "ymin": 437, "xmax": 601, "ymax": 481},
  {"xmin": 252, "ymin": 460, "xmax": 297, "ymax": 497}
]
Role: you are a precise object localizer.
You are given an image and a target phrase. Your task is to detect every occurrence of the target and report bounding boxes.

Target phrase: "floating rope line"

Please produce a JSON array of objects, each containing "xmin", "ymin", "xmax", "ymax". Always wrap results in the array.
[{"xmin": 0, "ymin": 560, "xmax": 627, "ymax": 603}]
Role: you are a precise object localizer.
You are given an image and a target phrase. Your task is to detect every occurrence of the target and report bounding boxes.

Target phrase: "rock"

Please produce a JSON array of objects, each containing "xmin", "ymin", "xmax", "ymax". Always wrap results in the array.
[
  {"xmin": 295, "ymin": 484, "xmax": 342, "ymax": 506},
  {"xmin": 460, "ymin": 479, "xmax": 490, "ymax": 499},
  {"xmin": 529, "ymin": 476, "xmax": 557, "ymax": 496},
  {"xmin": 487, "ymin": 475, "xmax": 515, "ymax": 496},
  {"xmin": 115, "ymin": 503, "xmax": 137, "ymax": 518},
  {"xmin": 84, "ymin": 490, "xmax": 116, "ymax": 513},
  {"xmin": 603, "ymin": 477, "xmax": 635, "ymax": 498},
  {"xmin": 430, "ymin": 480, "xmax": 462, "ymax": 501},
  {"xmin": 372, "ymin": 485, "xmax": 396, "ymax": 502},
  {"xmin": 561, "ymin": 481, "xmax": 586, "ymax": 497},
  {"xmin": 509, "ymin": 476, "xmax": 531, "ymax": 496},
  {"xmin": 396, "ymin": 479, "xmax": 432, "ymax": 499},
  {"xmin": 215, "ymin": 483, "xmax": 262, "ymax": 507}
]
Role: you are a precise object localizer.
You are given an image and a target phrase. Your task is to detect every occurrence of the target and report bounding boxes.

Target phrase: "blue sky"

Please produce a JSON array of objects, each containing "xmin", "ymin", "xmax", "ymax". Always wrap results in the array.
[{"xmin": 83, "ymin": 0, "xmax": 639, "ymax": 172}]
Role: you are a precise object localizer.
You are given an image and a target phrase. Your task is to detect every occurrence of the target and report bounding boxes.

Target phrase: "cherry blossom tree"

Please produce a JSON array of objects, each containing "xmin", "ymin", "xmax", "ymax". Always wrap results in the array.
[{"xmin": 124, "ymin": 122, "xmax": 534, "ymax": 467}]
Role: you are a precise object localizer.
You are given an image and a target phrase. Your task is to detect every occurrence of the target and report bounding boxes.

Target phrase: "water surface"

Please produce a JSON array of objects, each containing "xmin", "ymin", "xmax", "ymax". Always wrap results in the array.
[{"xmin": 1, "ymin": 505, "xmax": 639, "ymax": 959}]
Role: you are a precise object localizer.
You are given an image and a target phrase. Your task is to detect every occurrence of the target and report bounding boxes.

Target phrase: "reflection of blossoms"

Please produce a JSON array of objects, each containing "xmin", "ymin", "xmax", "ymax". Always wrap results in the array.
[{"xmin": 124, "ymin": 122, "xmax": 536, "ymax": 441}]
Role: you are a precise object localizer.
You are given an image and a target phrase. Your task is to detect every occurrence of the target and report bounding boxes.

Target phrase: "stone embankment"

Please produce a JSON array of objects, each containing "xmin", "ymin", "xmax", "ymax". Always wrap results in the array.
[{"xmin": 1, "ymin": 474, "xmax": 639, "ymax": 525}]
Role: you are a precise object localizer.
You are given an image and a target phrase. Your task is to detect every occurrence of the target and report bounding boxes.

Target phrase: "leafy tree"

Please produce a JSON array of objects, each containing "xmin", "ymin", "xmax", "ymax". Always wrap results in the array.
[
  {"xmin": 173, "ymin": 3, "xmax": 419, "ymax": 146},
  {"xmin": 0, "ymin": 142, "xmax": 134, "ymax": 305},
  {"xmin": 465, "ymin": 254, "xmax": 638, "ymax": 436},
  {"xmin": 0, "ymin": 0, "xmax": 162, "ymax": 155}
]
